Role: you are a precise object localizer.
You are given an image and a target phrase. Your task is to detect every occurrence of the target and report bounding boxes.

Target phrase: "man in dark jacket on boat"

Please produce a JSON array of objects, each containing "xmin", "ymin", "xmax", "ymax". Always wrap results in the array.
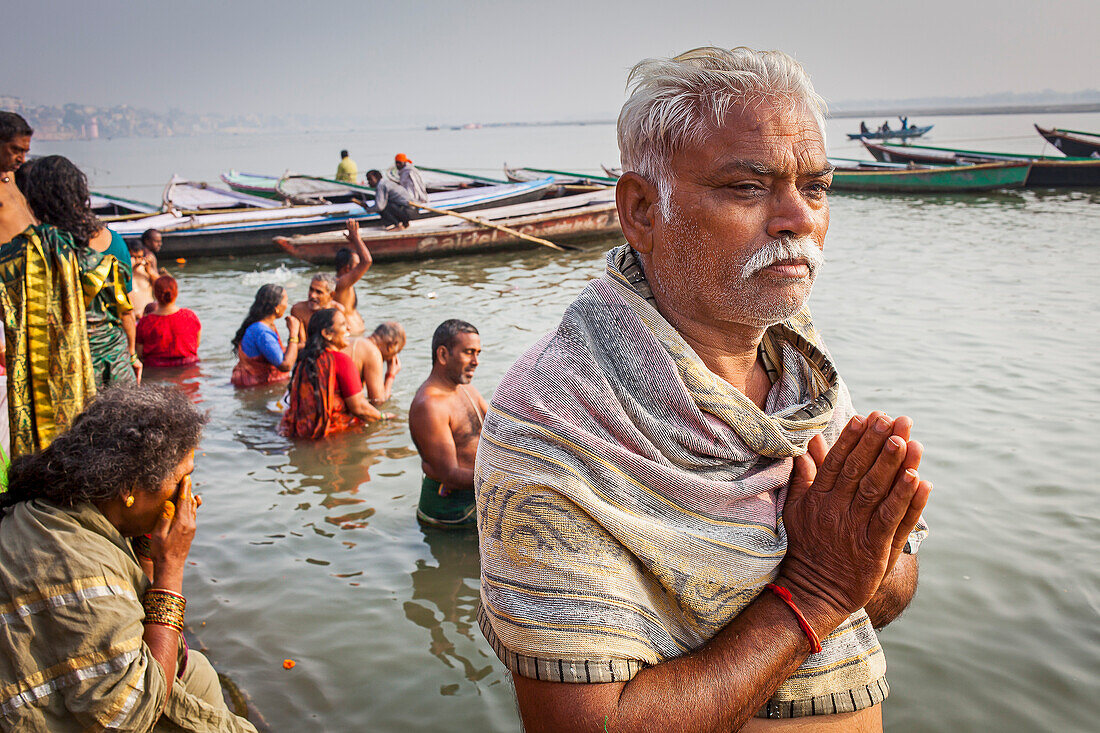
[{"xmin": 364, "ymin": 170, "xmax": 415, "ymax": 230}]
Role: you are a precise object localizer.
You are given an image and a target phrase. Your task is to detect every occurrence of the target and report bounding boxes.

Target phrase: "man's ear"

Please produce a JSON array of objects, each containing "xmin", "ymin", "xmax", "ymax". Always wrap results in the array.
[
  {"xmin": 435, "ymin": 345, "xmax": 448, "ymax": 365},
  {"xmin": 615, "ymin": 172, "xmax": 660, "ymax": 255}
]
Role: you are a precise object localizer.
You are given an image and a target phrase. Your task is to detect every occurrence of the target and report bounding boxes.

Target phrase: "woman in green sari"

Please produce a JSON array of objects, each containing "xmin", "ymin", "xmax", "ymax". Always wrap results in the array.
[
  {"xmin": 0, "ymin": 385, "xmax": 256, "ymax": 731},
  {"xmin": 17, "ymin": 156, "xmax": 142, "ymax": 387}
]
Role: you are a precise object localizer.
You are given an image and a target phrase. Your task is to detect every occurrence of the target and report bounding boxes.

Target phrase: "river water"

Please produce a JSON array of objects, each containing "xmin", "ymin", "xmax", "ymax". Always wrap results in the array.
[{"xmin": 33, "ymin": 112, "xmax": 1100, "ymax": 732}]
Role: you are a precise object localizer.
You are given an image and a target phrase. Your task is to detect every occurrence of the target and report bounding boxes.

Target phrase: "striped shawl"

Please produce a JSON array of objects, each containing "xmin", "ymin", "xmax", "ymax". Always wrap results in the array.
[{"xmin": 476, "ymin": 245, "xmax": 926, "ymax": 718}]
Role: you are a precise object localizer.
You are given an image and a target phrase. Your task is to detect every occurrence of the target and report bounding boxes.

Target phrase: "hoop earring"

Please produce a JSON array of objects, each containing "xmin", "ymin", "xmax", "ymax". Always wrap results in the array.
[{"xmin": 124, "ymin": 495, "xmax": 135, "ymax": 508}]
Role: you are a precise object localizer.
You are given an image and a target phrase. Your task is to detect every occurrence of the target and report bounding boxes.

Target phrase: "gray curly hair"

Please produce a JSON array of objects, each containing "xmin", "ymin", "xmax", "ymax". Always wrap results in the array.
[
  {"xmin": 617, "ymin": 46, "xmax": 827, "ymax": 205},
  {"xmin": 2, "ymin": 385, "xmax": 207, "ymax": 507}
]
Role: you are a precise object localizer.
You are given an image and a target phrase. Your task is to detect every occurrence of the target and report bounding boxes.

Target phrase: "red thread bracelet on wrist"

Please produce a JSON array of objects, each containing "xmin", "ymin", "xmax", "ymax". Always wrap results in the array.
[{"xmin": 765, "ymin": 583, "xmax": 822, "ymax": 654}]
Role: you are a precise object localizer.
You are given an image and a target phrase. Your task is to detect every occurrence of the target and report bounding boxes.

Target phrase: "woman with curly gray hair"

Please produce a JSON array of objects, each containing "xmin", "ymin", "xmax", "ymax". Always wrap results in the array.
[{"xmin": 0, "ymin": 385, "xmax": 256, "ymax": 731}]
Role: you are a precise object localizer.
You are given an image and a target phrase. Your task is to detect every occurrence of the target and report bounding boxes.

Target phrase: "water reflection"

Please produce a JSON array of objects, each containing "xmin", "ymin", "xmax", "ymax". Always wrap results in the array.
[{"xmin": 404, "ymin": 527, "xmax": 493, "ymax": 689}]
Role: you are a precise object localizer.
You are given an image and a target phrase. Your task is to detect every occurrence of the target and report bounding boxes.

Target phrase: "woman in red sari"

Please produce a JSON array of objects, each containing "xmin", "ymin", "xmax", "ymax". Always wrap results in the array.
[
  {"xmin": 230, "ymin": 284, "xmax": 302, "ymax": 388},
  {"xmin": 135, "ymin": 275, "xmax": 201, "ymax": 367},
  {"xmin": 280, "ymin": 308, "xmax": 387, "ymax": 439}
]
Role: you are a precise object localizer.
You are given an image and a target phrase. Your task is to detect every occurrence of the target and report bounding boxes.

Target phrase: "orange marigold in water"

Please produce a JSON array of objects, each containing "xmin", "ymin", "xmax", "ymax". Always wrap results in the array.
[{"xmin": 282, "ymin": 659, "xmax": 296, "ymax": 670}]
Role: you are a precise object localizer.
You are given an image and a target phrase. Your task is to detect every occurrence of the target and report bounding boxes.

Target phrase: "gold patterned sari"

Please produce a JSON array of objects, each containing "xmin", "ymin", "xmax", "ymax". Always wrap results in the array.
[{"xmin": 0, "ymin": 225, "xmax": 95, "ymax": 459}]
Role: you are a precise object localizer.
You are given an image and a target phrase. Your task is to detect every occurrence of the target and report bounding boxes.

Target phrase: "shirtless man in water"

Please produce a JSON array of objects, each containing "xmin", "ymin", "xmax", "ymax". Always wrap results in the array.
[
  {"xmin": 344, "ymin": 320, "xmax": 405, "ymax": 404},
  {"xmin": 408, "ymin": 319, "xmax": 488, "ymax": 529},
  {"xmin": 333, "ymin": 220, "xmax": 372, "ymax": 337},
  {"xmin": 127, "ymin": 239, "xmax": 156, "ymax": 316},
  {"xmin": 290, "ymin": 273, "xmax": 346, "ymax": 330}
]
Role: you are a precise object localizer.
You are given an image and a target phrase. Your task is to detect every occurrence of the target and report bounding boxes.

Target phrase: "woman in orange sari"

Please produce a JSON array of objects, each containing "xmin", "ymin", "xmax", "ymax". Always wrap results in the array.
[
  {"xmin": 280, "ymin": 308, "xmax": 387, "ymax": 439},
  {"xmin": 230, "ymin": 284, "xmax": 302, "ymax": 388}
]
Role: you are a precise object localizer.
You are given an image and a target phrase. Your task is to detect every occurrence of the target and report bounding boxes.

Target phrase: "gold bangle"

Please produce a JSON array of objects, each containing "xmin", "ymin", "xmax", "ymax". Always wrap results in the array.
[
  {"xmin": 288, "ymin": 338, "xmax": 299, "ymax": 344},
  {"xmin": 130, "ymin": 353, "xmax": 141, "ymax": 366},
  {"xmin": 143, "ymin": 589, "xmax": 186, "ymax": 632}
]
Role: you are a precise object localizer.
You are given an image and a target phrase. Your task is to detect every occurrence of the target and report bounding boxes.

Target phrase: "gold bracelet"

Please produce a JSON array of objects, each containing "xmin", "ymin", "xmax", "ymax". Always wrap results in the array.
[
  {"xmin": 143, "ymin": 589, "xmax": 186, "ymax": 633},
  {"xmin": 130, "ymin": 353, "xmax": 141, "ymax": 366},
  {"xmin": 288, "ymin": 338, "xmax": 299, "ymax": 343}
]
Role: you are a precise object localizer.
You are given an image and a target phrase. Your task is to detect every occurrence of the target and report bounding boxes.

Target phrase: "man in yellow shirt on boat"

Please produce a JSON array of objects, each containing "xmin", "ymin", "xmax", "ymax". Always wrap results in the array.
[{"xmin": 335, "ymin": 149, "xmax": 358, "ymax": 184}]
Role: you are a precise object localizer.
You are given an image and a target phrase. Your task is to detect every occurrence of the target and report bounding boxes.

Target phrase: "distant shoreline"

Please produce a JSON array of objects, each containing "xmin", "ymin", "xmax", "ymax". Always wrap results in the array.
[{"xmin": 827, "ymin": 102, "xmax": 1100, "ymax": 119}]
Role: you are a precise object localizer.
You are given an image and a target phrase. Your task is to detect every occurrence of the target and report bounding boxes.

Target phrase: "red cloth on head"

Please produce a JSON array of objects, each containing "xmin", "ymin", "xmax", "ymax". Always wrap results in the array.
[{"xmin": 135, "ymin": 309, "xmax": 201, "ymax": 367}]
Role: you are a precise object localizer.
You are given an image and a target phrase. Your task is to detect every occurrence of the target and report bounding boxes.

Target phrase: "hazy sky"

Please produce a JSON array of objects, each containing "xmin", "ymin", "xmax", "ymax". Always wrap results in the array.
[{"xmin": 6, "ymin": 0, "xmax": 1098, "ymax": 125}]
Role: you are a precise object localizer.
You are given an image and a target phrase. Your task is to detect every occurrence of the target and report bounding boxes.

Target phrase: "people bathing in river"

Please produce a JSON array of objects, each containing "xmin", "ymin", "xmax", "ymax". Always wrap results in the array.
[
  {"xmin": 290, "ymin": 272, "xmax": 346, "ymax": 330},
  {"xmin": 230, "ymin": 284, "xmax": 302, "ymax": 388},
  {"xmin": 279, "ymin": 308, "xmax": 389, "ymax": 439},
  {"xmin": 136, "ymin": 275, "xmax": 201, "ymax": 367},
  {"xmin": 0, "ymin": 113, "xmax": 96, "ymax": 459},
  {"xmin": 333, "ymin": 219, "xmax": 373, "ymax": 336},
  {"xmin": 18, "ymin": 155, "xmax": 142, "ymax": 388},
  {"xmin": 142, "ymin": 228, "xmax": 164, "ymax": 274},
  {"xmin": 0, "ymin": 385, "xmax": 257, "ymax": 731},
  {"xmin": 364, "ymin": 169, "xmax": 414, "ymax": 230},
  {"xmin": 394, "ymin": 153, "xmax": 428, "ymax": 203},
  {"xmin": 127, "ymin": 238, "xmax": 156, "ymax": 316},
  {"xmin": 344, "ymin": 320, "xmax": 405, "ymax": 405},
  {"xmin": 409, "ymin": 319, "xmax": 487, "ymax": 529}
]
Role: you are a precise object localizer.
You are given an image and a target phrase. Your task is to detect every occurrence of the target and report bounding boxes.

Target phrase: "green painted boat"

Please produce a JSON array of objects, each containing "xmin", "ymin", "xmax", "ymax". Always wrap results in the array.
[
  {"xmin": 829, "ymin": 161, "xmax": 1030, "ymax": 193},
  {"xmin": 503, "ymin": 165, "xmax": 618, "ymax": 186}
]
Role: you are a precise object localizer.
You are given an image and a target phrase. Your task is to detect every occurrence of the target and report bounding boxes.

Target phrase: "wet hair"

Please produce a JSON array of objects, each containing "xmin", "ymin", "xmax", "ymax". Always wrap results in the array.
[
  {"xmin": 1, "ymin": 385, "xmax": 207, "ymax": 508},
  {"xmin": 373, "ymin": 321, "xmax": 406, "ymax": 350},
  {"xmin": 617, "ymin": 46, "xmax": 827, "ymax": 202},
  {"xmin": 290, "ymin": 308, "xmax": 339, "ymax": 400},
  {"xmin": 153, "ymin": 274, "xmax": 178, "ymax": 305},
  {"xmin": 0, "ymin": 111, "xmax": 33, "ymax": 142},
  {"xmin": 126, "ymin": 238, "xmax": 145, "ymax": 254},
  {"xmin": 340, "ymin": 149, "xmax": 349, "ymax": 158},
  {"xmin": 431, "ymin": 319, "xmax": 478, "ymax": 364},
  {"xmin": 365, "ymin": 169, "xmax": 382, "ymax": 180},
  {"xmin": 334, "ymin": 247, "xmax": 354, "ymax": 272},
  {"xmin": 141, "ymin": 228, "xmax": 161, "ymax": 246},
  {"xmin": 231, "ymin": 283, "xmax": 285, "ymax": 351},
  {"xmin": 311, "ymin": 272, "xmax": 336, "ymax": 291},
  {"xmin": 16, "ymin": 156, "xmax": 101, "ymax": 246}
]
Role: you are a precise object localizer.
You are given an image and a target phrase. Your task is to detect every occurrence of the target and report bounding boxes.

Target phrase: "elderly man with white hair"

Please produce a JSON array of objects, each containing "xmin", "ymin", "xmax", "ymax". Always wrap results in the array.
[{"xmin": 475, "ymin": 47, "xmax": 931, "ymax": 731}]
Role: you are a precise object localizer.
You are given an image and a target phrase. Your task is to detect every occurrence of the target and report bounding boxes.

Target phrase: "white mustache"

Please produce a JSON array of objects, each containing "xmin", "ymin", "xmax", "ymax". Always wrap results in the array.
[{"xmin": 741, "ymin": 237, "xmax": 825, "ymax": 279}]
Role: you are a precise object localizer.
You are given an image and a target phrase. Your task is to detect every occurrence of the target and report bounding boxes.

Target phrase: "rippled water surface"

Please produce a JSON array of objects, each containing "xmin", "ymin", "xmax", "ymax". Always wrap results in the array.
[{"xmin": 36, "ymin": 114, "xmax": 1100, "ymax": 731}]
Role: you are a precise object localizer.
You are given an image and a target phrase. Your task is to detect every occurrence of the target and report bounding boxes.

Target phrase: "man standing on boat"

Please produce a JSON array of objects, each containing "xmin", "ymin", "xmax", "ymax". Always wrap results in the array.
[
  {"xmin": 335, "ymin": 149, "xmax": 358, "ymax": 184},
  {"xmin": 394, "ymin": 153, "xmax": 428, "ymax": 203},
  {"xmin": 409, "ymin": 319, "xmax": 487, "ymax": 529},
  {"xmin": 475, "ymin": 47, "xmax": 931, "ymax": 732},
  {"xmin": 364, "ymin": 170, "xmax": 414, "ymax": 231}
]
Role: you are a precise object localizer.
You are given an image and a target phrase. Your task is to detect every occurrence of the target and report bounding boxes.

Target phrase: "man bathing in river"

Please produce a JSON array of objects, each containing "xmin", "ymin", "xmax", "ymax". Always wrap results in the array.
[
  {"xmin": 475, "ymin": 47, "xmax": 931, "ymax": 732},
  {"xmin": 333, "ymin": 220, "xmax": 373, "ymax": 336},
  {"xmin": 141, "ymin": 228, "xmax": 164, "ymax": 274},
  {"xmin": 290, "ymin": 273, "xmax": 346, "ymax": 330},
  {"xmin": 409, "ymin": 320, "xmax": 487, "ymax": 529},
  {"xmin": 344, "ymin": 320, "xmax": 405, "ymax": 405},
  {"xmin": 127, "ymin": 238, "xmax": 156, "ymax": 316}
]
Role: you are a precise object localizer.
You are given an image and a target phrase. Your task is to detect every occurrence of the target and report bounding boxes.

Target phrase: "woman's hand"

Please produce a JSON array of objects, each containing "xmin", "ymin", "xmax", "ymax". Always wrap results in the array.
[
  {"xmin": 148, "ymin": 475, "xmax": 199, "ymax": 588},
  {"xmin": 131, "ymin": 355, "xmax": 143, "ymax": 384},
  {"xmin": 286, "ymin": 314, "xmax": 302, "ymax": 342}
]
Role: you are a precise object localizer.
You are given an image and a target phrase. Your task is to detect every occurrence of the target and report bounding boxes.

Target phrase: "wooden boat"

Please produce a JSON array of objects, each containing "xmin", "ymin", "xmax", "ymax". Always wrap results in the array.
[
  {"xmin": 106, "ymin": 178, "xmax": 559, "ymax": 257},
  {"xmin": 90, "ymin": 192, "xmax": 160, "ymax": 218},
  {"xmin": 829, "ymin": 161, "xmax": 1030, "ymax": 193},
  {"xmin": 163, "ymin": 175, "xmax": 281, "ymax": 211},
  {"xmin": 220, "ymin": 171, "xmax": 375, "ymax": 205},
  {"xmin": 862, "ymin": 141, "xmax": 1100, "ymax": 187},
  {"xmin": 1035, "ymin": 125, "xmax": 1100, "ymax": 158},
  {"xmin": 503, "ymin": 165, "xmax": 617, "ymax": 187},
  {"xmin": 384, "ymin": 165, "xmax": 507, "ymax": 192},
  {"xmin": 275, "ymin": 190, "xmax": 620, "ymax": 264},
  {"xmin": 846, "ymin": 124, "xmax": 933, "ymax": 141},
  {"xmin": 602, "ymin": 164, "xmax": 623, "ymax": 179}
]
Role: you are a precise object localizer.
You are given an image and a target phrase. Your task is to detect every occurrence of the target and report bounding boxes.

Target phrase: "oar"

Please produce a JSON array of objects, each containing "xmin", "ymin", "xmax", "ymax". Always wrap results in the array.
[{"xmin": 410, "ymin": 201, "xmax": 576, "ymax": 252}]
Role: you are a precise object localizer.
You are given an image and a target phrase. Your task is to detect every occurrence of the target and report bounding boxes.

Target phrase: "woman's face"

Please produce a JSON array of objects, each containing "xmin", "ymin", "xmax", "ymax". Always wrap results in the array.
[
  {"xmin": 274, "ymin": 291, "xmax": 289, "ymax": 318},
  {"xmin": 323, "ymin": 311, "xmax": 350, "ymax": 350},
  {"xmin": 126, "ymin": 452, "xmax": 196, "ymax": 536}
]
